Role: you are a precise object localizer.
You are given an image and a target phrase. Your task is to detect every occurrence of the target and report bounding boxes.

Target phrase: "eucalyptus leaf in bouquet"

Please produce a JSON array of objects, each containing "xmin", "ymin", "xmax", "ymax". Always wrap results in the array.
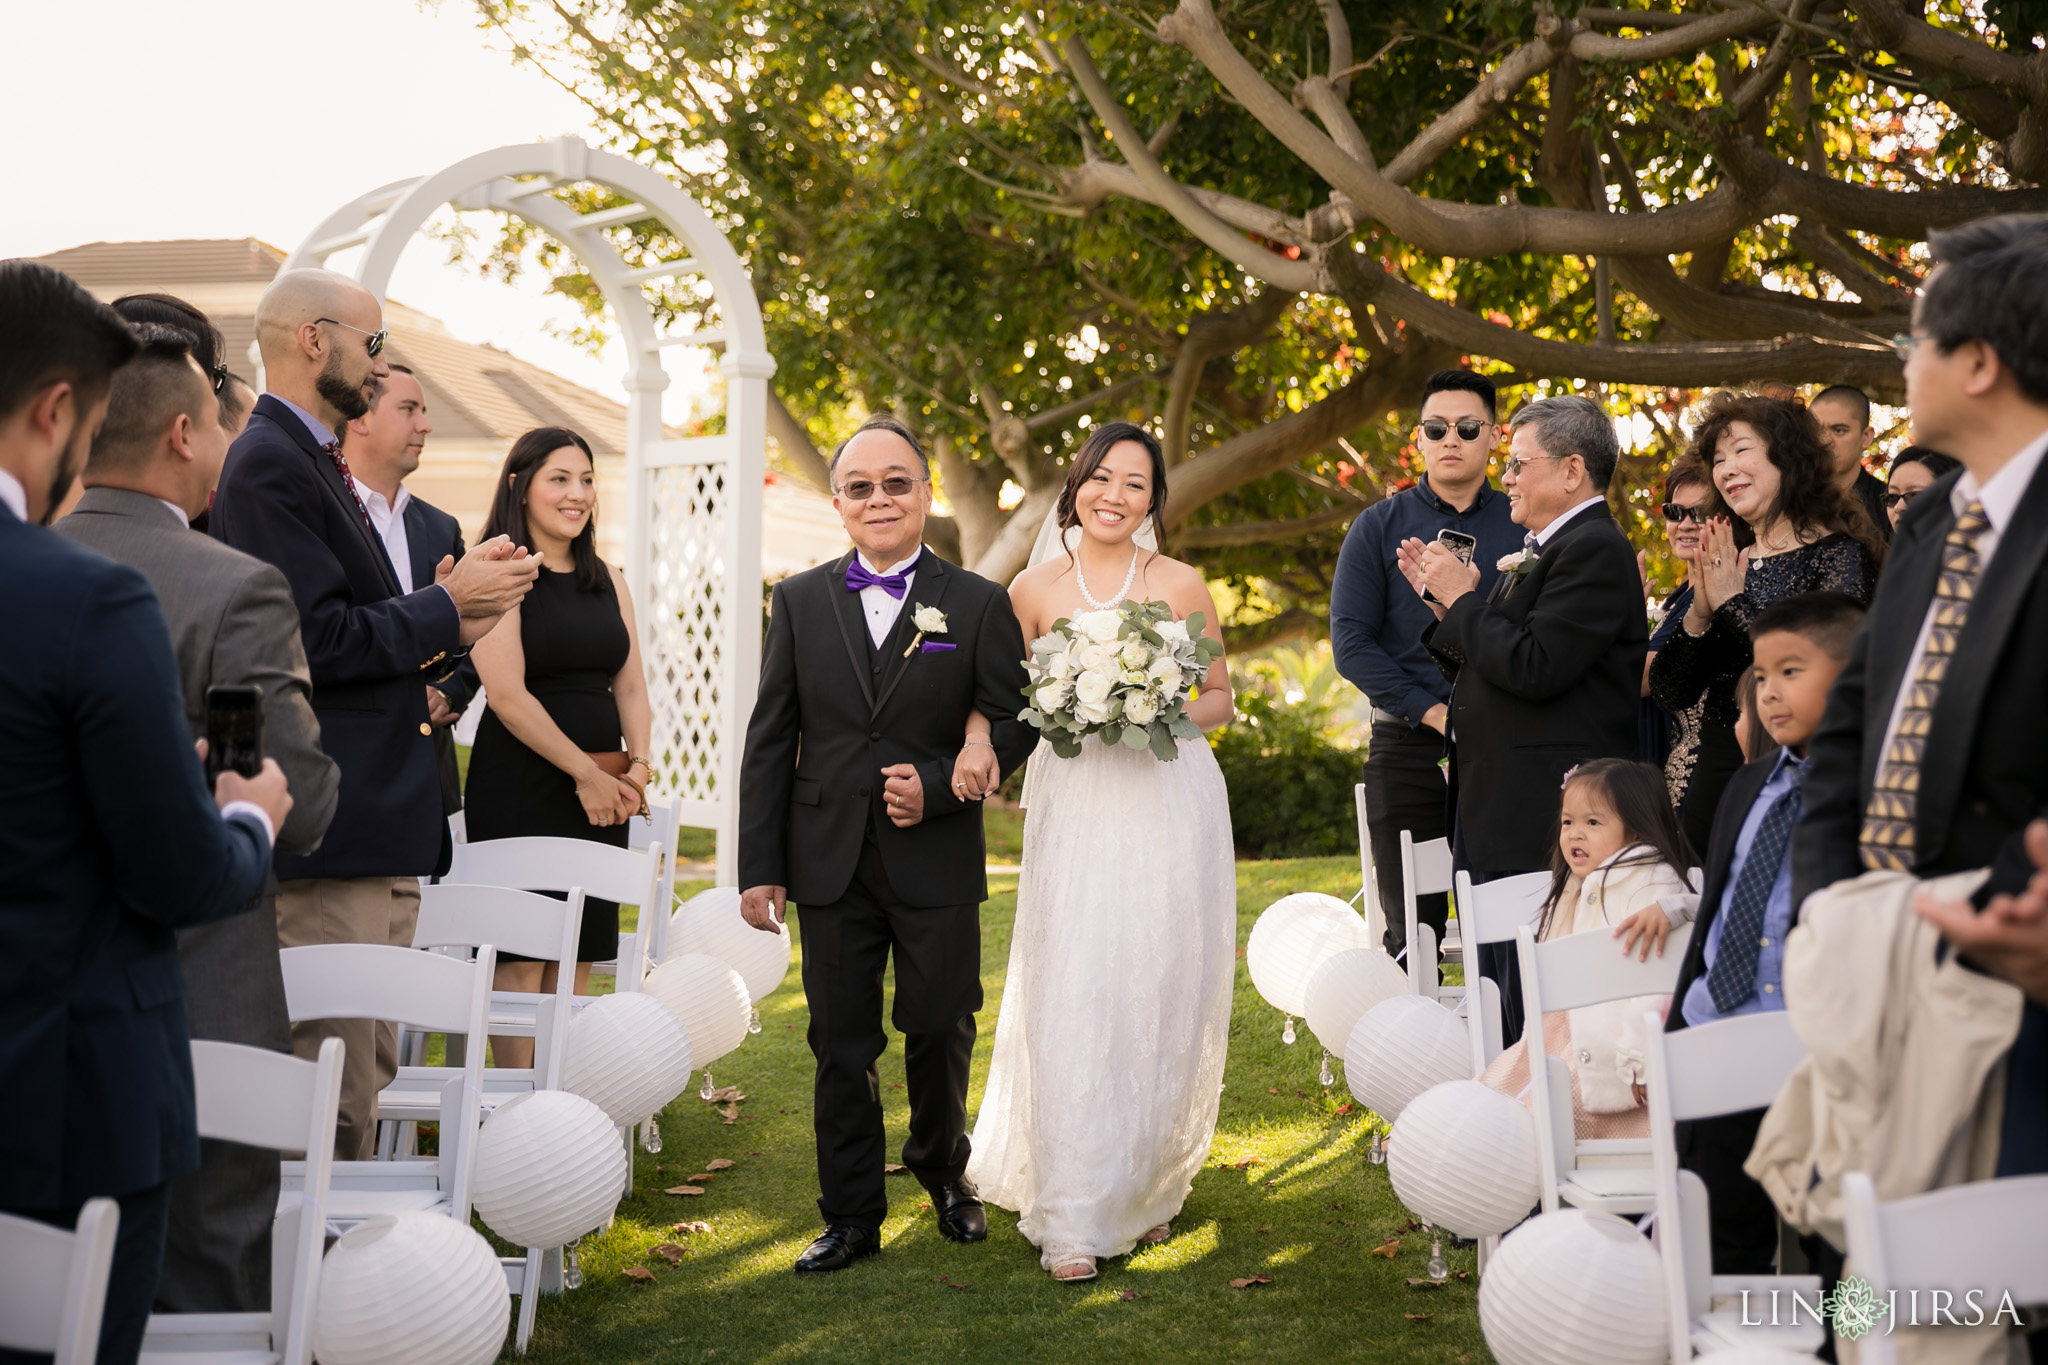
[{"xmin": 1017, "ymin": 599, "xmax": 1223, "ymax": 761}]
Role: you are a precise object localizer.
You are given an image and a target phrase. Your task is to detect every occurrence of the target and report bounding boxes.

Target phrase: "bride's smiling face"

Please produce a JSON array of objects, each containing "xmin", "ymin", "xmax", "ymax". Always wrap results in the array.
[{"xmin": 1074, "ymin": 440, "xmax": 1155, "ymax": 545}]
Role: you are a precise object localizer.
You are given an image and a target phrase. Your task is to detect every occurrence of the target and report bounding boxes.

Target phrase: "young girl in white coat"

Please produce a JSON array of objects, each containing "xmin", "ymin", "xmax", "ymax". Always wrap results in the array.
[{"xmin": 1480, "ymin": 759, "xmax": 1700, "ymax": 1136}]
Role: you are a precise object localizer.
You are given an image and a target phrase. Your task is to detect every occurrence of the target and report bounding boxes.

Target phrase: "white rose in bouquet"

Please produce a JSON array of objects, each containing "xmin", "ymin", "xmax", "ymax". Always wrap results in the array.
[
  {"xmin": 1075, "ymin": 697, "xmax": 1116, "ymax": 725},
  {"xmin": 1118, "ymin": 640, "xmax": 1148, "ymax": 670},
  {"xmin": 1039, "ymin": 678, "xmax": 1072, "ymax": 710},
  {"xmin": 1076, "ymin": 610, "xmax": 1122, "ymax": 644},
  {"xmin": 1046, "ymin": 648, "xmax": 1077, "ymax": 680},
  {"xmin": 1148, "ymin": 655, "xmax": 1186, "ymax": 688},
  {"xmin": 1077, "ymin": 641, "xmax": 1113, "ymax": 674},
  {"xmin": 1124, "ymin": 692, "xmax": 1161, "ymax": 726},
  {"xmin": 1072, "ymin": 670, "xmax": 1114, "ymax": 707},
  {"xmin": 1154, "ymin": 618, "xmax": 1191, "ymax": 644}
]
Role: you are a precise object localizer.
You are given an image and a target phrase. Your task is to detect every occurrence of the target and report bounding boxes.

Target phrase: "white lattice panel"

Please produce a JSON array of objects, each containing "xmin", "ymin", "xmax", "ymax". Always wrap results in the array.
[{"xmin": 645, "ymin": 463, "xmax": 730, "ymax": 825}]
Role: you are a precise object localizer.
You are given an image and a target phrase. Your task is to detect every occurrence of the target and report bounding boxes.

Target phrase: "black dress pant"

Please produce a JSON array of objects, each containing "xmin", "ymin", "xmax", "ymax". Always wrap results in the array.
[
  {"xmin": 1362, "ymin": 719, "xmax": 1451, "ymax": 960},
  {"xmin": 1674, "ymin": 1107, "xmax": 1781, "ymax": 1274},
  {"xmin": 797, "ymin": 836, "xmax": 981, "ymax": 1232},
  {"xmin": 155, "ymin": 1138, "xmax": 276, "ymax": 1312},
  {"xmin": 0, "ymin": 1181, "xmax": 171, "ymax": 1365}
]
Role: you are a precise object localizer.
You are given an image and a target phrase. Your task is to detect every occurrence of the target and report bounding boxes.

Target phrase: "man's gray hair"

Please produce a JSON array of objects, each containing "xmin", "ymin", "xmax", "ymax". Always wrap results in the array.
[
  {"xmin": 1507, "ymin": 394, "xmax": 1620, "ymax": 491},
  {"xmin": 829, "ymin": 414, "xmax": 930, "ymax": 483}
]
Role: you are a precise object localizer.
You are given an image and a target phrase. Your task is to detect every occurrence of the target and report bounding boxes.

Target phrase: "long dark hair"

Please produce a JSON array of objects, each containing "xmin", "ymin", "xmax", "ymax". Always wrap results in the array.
[
  {"xmin": 482, "ymin": 426, "xmax": 608, "ymax": 592},
  {"xmin": 1687, "ymin": 390, "xmax": 1885, "ymax": 567},
  {"xmin": 1536, "ymin": 758, "xmax": 1699, "ymax": 939},
  {"xmin": 1055, "ymin": 421, "xmax": 1169, "ymax": 553},
  {"xmin": 1887, "ymin": 445, "xmax": 1962, "ymax": 483}
]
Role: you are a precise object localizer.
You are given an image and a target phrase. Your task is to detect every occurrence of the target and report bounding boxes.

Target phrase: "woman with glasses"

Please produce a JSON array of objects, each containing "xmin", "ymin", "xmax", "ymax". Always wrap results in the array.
[
  {"xmin": 1640, "ymin": 456, "xmax": 1728, "ymax": 850},
  {"xmin": 1649, "ymin": 391, "xmax": 1880, "ymax": 842},
  {"xmin": 1882, "ymin": 445, "xmax": 1962, "ymax": 530}
]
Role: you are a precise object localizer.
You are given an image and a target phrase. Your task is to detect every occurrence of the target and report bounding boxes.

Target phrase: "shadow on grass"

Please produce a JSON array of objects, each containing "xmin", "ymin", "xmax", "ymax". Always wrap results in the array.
[{"xmin": 505, "ymin": 857, "xmax": 1492, "ymax": 1364}]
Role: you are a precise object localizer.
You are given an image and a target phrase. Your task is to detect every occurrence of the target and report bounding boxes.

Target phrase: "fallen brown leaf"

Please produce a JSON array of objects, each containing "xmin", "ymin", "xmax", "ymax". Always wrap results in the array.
[
  {"xmin": 653, "ymin": 1244, "xmax": 686, "ymax": 1263},
  {"xmin": 1402, "ymin": 1218, "xmax": 1423, "ymax": 1232},
  {"xmin": 884, "ymin": 1164, "xmax": 909, "ymax": 1175},
  {"xmin": 670, "ymin": 1221, "xmax": 711, "ymax": 1235},
  {"xmin": 746, "ymin": 1150, "xmax": 763, "ymax": 1156},
  {"xmin": 687, "ymin": 1173, "xmax": 718, "ymax": 1183},
  {"xmin": 943, "ymin": 1281, "xmax": 971, "ymax": 1290},
  {"xmin": 1404, "ymin": 1313, "xmax": 1435, "ymax": 1323},
  {"xmin": 1367, "ymin": 1242, "xmax": 1400, "ymax": 1259},
  {"xmin": 1335, "ymin": 1102, "xmax": 1355, "ymax": 1115},
  {"xmin": 1232, "ymin": 1157, "xmax": 1263, "ymax": 1170},
  {"xmin": 700, "ymin": 1086, "xmax": 747, "ymax": 1104},
  {"xmin": 1266, "ymin": 1087, "xmax": 1280, "ymax": 1095},
  {"xmin": 1263, "ymin": 1179, "xmax": 1278, "ymax": 1188},
  {"xmin": 1254, "ymin": 1228, "xmax": 1269, "ymax": 1235},
  {"xmin": 1454, "ymin": 1270, "xmax": 1472, "ymax": 1282},
  {"xmin": 717, "ymin": 1103, "xmax": 740, "ymax": 1125},
  {"xmin": 1333, "ymin": 1239, "xmax": 1355, "ymax": 1246},
  {"xmin": 1119, "ymin": 1290, "xmax": 1145, "ymax": 1301},
  {"xmin": 1405, "ymin": 1278, "xmax": 1446, "ymax": 1289},
  {"xmin": 622, "ymin": 1267, "xmax": 655, "ymax": 1283},
  {"xmin": 664, "ymin": 1185, "xmax": 707, "ymax": 1196},
  {"xmin": 1228, "ymin": 1275, "xmax": 1274, "ymax": 1289},
  {"xmin": 705, "ymin": 1158, "xmax": 735, "ymax": 1171}
]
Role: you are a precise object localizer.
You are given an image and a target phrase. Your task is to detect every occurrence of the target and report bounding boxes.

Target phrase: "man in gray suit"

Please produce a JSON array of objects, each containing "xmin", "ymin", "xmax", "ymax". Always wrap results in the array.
[{"xmin": 57, "ymin": 323, "xmax": 341, "ymax": 1313}]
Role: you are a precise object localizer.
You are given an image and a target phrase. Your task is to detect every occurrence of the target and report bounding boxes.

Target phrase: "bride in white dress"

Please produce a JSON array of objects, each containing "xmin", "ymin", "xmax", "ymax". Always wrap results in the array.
[{"xmin": 951, "ymin": 421, "xmax": 1237, "ymax": 1283}]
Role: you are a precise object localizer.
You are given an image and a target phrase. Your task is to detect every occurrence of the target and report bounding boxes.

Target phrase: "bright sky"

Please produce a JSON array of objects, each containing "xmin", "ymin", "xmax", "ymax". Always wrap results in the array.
[{"xmin": 0, "ymin": 0, "xmax": 695, "ymax": 414}]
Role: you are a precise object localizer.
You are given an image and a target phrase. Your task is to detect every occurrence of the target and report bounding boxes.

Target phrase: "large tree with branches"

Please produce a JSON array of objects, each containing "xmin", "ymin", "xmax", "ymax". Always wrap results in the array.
[{"xmin": 471, "ymin": 0, "xmax": 2048, "ymax": 637}]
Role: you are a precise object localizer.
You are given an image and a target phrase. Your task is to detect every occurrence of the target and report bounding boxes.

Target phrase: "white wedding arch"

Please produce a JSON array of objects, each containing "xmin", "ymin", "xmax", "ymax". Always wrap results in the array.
[{"xmin": 286, "ymin": 135, "xmax": 774, "ymax": 877}]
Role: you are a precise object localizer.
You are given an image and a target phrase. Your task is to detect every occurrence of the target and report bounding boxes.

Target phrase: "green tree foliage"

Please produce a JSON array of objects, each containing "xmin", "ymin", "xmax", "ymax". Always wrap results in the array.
[{"xmin": 468, "ymin": 0, "xmax": 2048, "ymax": 640}]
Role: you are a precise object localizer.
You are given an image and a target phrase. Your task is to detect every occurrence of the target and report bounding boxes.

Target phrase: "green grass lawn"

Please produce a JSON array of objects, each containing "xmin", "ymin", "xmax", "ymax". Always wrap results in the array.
[{"xmin": 508, "ymin": 856, "xmax": 1490, "ymax": 1364}]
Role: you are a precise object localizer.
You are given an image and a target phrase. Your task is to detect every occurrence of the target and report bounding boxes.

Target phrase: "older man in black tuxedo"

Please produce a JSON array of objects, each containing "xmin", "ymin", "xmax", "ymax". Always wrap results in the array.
[
  {"xmin": 1399, "ymin": 394, "xmax": 1649, "ymax": 1039},
  {"xmin": 738, "ymin": 415, "xmax": 1034, "ymax": 1275}
]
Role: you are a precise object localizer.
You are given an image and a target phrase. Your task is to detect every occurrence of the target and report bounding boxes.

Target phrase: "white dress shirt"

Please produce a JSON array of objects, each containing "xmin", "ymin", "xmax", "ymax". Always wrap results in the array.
[
  {"xmin": 0, "ymin": 466, "xmax": 25, "ymax": 521},
  {"xmin": 351, "ymin": 477, "xmax": 414, "ymax": 593},
  {"xmin": 1532, "ymin": 495, "xmax": 1609, "ymax": 547},
  {"xmin": 1876, "ymin": 426, "xmax": 2048, "ymax": 769},
  {"xmin": 856, "ymin": 546, "xmax": 921, "ymax": 648}
]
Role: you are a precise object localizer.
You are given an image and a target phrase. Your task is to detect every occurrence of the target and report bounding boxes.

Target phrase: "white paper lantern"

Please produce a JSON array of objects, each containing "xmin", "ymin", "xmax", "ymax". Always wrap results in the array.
[
  {"xmin": 563, "ymin": 990, "xmax": 694, "ymax": 1125},
  {"xmin": 1245, "ymin": 893, "xmax": 1374, "ymax": 1017},
  {"xmin": 312, "ymin": 1212, "xmax": 509, "ymax": 1365},
  {"xmin": 642, "ymin": 952, "xmax": 751, "ymax": 1068},
  {"xmin": 1302, "ymin": 948, "xmax": 1409, "ymax": 1053},
  {"xmin": 470, "ymin": 1091, "xmax": 629, "ymax": 1249},
  {"xmin": 1344, "ymin": 994, "xmax": 1471, "ymax": 1122},
  {"xmin": 666, "ymin": 885, "xmax": 791, "ymax": 1004},
  {"xmin": 1385, "ymin": 1079, "xmax": 1542, "ymax": 1238},
  {"xmin": 1479, "ymin": 1209, "xmax": 1669, "ymax": 1365}
]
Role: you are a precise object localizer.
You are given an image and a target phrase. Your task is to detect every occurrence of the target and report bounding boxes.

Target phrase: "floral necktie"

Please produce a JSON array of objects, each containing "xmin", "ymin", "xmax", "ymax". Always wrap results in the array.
[
  {"xmin": 1859, "ymin": 499, "xmax": 1991, "ymax": 871},
  {"xmin": 323, "ymin": 441, "xmax": 375, "ymax": 531}
]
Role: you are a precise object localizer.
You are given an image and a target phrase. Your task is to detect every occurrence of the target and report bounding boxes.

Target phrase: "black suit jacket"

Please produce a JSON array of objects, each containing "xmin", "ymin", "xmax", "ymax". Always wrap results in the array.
[
  {"xmin": 738, "ymin": 549, "xmax": 1034, "ymax": 908},
  {"xmin": 1666, "ymin": 755, "xmax": 1778, "ymax": 1032},
  {"xmin": 1424, "ymin": 503, "xmax": 1649, "ymax": 873},
  {"xmin": 211, "ymin": 396, "xmax": 463, "ymax": 879},
  {"xmin": 402, "ymin": 494, "xmax": 480, "ymax": 822},
  {"xmin": 0, "ymin": 512, "xmax": 271, "ymax": 1209},
  {"xmin": 1793, "ymin": 456, "xmax": 2048, "ymax": 905}
]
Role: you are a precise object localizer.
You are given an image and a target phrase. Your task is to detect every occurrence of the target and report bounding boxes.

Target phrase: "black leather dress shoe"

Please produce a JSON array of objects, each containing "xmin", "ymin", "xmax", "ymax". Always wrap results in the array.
[
  {"xmin": 931, "ymin": 1180, "xmax": 987, "ymax": 1243},
  {"xmin": 793, "ymin": 1225, "xmax": 880, "ymax": 1274}
]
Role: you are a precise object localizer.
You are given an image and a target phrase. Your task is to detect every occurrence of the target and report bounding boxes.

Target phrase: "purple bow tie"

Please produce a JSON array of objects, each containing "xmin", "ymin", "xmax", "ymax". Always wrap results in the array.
[{"xmin": 844, "ymin": 561, "xmax": 910, "ymax": 599}]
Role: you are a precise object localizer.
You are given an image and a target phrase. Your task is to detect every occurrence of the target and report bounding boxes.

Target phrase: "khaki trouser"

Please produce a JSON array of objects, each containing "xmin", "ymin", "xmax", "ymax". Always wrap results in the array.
[{"xmin": 275, "ymin": 876, "xmax": 422, "ymax": 1161}]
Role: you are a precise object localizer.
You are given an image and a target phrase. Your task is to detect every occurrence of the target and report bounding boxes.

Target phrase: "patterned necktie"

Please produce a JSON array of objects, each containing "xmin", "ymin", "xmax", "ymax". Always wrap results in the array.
[
  {"xmin": 1859, "ymin": 500, "xmax": 1991, "ymax": 871},
  {"xmin": 1707, "ymin": 762, "xmax": 1807, "ymax": 1013},
  {"xmin": 1523, "ymin": 531, "xmax": 1540, "ymax": 554},
  {"xmin": 324, "ymin": 441, "xmax": 376, "ymax": 531}
]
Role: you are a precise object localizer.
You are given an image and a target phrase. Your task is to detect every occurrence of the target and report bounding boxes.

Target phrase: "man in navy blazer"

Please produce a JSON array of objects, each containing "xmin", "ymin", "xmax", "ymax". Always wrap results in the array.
[
  {"xmin": 211, "ymin": 268, "xmax": 535, "ymax": 1158},
  {"xmin": 337, "ymin": 363, "xmax": 479, "ymax": 826},
  {"xmin": 0, "ymin": 260, "xmax": 293, "ymax": 1365}
]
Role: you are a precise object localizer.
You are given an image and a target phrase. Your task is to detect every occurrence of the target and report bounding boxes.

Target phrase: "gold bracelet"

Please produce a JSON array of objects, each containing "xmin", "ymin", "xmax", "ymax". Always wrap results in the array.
[{"xmin": 628, "ymin": 754, "xmax": 652, "ymax": 772}]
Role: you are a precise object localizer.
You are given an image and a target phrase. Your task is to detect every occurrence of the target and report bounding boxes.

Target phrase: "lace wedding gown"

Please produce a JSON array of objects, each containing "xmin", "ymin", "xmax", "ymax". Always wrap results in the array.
[{"xmin": 965, "ymin": 726, "xmax": 1237, "ymax": 1268}]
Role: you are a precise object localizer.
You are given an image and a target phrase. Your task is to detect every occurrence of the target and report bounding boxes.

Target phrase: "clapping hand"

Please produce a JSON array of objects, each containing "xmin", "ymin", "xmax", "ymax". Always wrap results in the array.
[
  {"xmin": 1915, "ymin": 819, "xmax": 2048, "ymax": 1007},
  {"xmin": 1395, "ymin": 537, "xmax": 1481, "ymax": 619},
  {"xmin": 441, "ymin": 536, "xmax": 540, "ymax": 645},
  {"xmin": 1691, "ymin": 518, "xmax": 1750, "ymax": 615}
]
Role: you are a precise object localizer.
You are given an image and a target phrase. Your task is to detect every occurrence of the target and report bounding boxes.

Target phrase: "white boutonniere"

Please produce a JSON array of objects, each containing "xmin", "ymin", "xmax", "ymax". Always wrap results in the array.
[
  {"xmin": 904, "ymin": 605, "xmax": 950, "ymax": 657},
  {"xmin": 1494, "ymin": 547, "xmax": 1540, "ymax": 597}
]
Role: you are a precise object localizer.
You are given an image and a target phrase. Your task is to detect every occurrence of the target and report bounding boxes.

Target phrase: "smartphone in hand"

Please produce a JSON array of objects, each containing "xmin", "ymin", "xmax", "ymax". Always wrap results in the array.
[
  {"xmin": 203, "ymin": 685, "xmax": 265, "ymax": 782},
  {"xmin": 1422, "ymin": 529, "xmax": 1480, "ymax": 606}
]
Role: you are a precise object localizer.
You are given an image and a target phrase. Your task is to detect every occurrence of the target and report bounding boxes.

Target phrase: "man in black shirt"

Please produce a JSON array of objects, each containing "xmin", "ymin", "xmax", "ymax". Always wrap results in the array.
[
  {"xmin": 1330, "ymin": 370, "xmax": 1520, "ymax": 958},
  {"xmin": 1810, "ymin": 383, "xmax": 1891, "ymax": 542}
]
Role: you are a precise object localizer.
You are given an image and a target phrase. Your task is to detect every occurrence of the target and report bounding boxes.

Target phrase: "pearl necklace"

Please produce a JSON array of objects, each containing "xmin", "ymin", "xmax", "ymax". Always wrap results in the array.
[{"xmin": 1075, "ymin": 548, "xmax": 1139, "ymax": 610}]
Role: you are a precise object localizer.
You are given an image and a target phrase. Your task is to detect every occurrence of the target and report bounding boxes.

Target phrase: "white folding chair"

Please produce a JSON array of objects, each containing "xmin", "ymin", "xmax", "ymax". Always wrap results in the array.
[
  {"xmin": 1452, "ymin": 870, "xmax": 1550, "ymax": 1079},
  {"xmin": 278, "ymin": 943, "xmax": 493, "ymax": 1230},
  {"xmin": 0, "ymin": 1198, "xmax": 118, "ymax": 1365},
  {"xmin": 1643, "ymin": 1010, "xmax": 1820, "ymax": 1360},
  {"xmin": 1842, "ymin": 1171, "xmax": 2048, "ymax": 1364},
  {"xmin": 448, "ymin": 837, "xmax": 663, "ymax": 995},
  {"xmin": 1399, "ymin": 830, "xmax": 1458, "ymax": 999},
  {"xmin": 140, "ymin": 1038, "xmax": 345, "ymax": 1365},
  {"xmin": 628, "ymin": 795, "xmax": 683, "ymax": 966},
  {"xmin": 1353, "ymin": 783, "xmax": 1388, "ymax": 950},
  {"xmin": 1515, "ymin": 919, "xmax": 1695, "ymax": 1216}
]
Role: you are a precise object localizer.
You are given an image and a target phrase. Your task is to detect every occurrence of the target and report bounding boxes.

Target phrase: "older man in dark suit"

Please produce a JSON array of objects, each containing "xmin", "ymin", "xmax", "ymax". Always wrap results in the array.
[
  {"xmin": 211, "ymin": 268, "xmax": 535, "ymax": 1159},
  {"xmin": 58, "ymin": 322, "xmax": 340, "ymax": 1315},
  {"xmin": 1795, "ymin": 213, "xmax": 2048, "ymax": 1184},
  {"xmin": 0, "ymin": 259, "xmax": 292, "ymax": 1365},
  {"xmin": 1399, "ymin": 393, "xmax": 1648, "ymax": 1040}
]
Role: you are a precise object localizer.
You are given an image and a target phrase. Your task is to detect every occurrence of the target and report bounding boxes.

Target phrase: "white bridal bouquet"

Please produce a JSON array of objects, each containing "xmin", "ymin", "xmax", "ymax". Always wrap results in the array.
[{"xmin": 1018, "ymin": 599, "xmax": 1224, "ymax": 761}]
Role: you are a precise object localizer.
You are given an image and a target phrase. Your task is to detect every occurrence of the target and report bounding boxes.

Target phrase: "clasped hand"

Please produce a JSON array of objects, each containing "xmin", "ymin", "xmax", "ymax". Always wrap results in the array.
[
  {"xmin": 1395, "ymin": 537, "xmax": 1481, "ymax": 619},
  {"xmin": 1915, "ymin": 819, "xmax": 2048, "ymax": 1007}
]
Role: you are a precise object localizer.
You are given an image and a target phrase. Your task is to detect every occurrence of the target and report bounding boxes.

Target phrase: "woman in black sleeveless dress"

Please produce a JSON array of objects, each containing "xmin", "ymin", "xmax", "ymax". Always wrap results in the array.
[{"xmin": 466, "ymin": 427, "xmax": 652, "ymax": 1063}]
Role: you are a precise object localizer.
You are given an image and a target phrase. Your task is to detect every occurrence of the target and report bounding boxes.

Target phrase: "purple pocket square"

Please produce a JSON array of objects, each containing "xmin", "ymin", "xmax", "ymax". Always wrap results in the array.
[{"xmin": 921, "ymin": 641, "xmax": 957, "ymax": 653}]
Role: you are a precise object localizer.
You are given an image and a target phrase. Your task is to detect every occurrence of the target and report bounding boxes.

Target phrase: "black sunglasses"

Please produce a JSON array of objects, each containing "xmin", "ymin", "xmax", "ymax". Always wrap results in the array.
[
  {"xmin": 209, "ymin": 362, "xmax": 228, "ymax": 394},
  {"xmin": 835, "ymin": 474, "xmax": 924, "ymax": 502},
  {"xmin": 1881, "ymin": 490, "xmax": 1920, "ymax": 509},
  {"xmin": 1419, "ymin": 418, "xmax": 1489, "ymax": 442},
  {"xmin": 1661, "ymin": 502, "xmax": 1709, "ymax": 524},
  {"xmin": 315, "ymin": 317, "xmax": 389, "ymax": 358}
]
